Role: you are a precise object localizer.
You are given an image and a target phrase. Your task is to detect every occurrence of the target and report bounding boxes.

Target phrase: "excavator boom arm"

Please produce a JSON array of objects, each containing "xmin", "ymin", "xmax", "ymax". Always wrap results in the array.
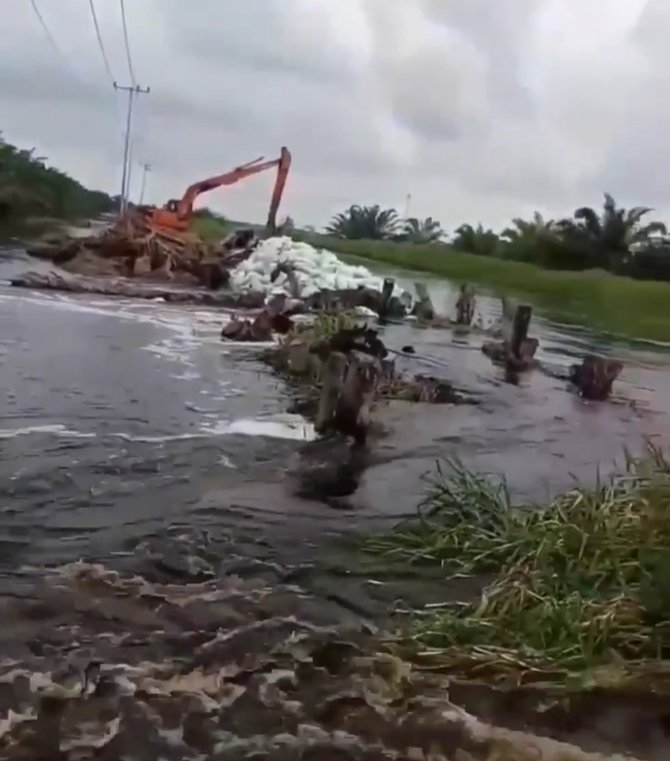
[
  {"xmin": 176, "ymin": 147, "xmax": 292, "ymax": 225},
  {"xmin": 265, "ymin": 147, "xmax": 291, "ymax": 235}
]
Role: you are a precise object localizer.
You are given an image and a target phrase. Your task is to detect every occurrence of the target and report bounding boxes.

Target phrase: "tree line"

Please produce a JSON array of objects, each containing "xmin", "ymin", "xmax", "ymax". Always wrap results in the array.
[
  {"xmin": 325, "ymin": 197, "xmax": 670, "ymax": 280},
  {"xmin": 0, "ymin": 133, "xmax": 114, "ymax": 225}
]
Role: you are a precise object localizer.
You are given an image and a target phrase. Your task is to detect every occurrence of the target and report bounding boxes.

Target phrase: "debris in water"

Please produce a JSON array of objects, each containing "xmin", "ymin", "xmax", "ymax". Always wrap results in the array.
[
  {"xmin": 482, "ymin": 297, "xmax": 539, "ymax": 374},
  {"xmin": 569, "ymin": 355, "xmax": 624, "ymax": 401}
]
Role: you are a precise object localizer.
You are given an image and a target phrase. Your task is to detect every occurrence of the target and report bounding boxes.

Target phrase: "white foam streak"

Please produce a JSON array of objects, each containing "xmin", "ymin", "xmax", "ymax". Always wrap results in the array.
[{"xmin": 0, "ymin": 414, "xmax": 315, "ymax": 443}]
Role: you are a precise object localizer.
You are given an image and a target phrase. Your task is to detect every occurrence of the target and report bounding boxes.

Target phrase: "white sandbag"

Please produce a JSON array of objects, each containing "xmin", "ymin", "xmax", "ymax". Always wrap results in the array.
[{"xmin": 229, "ymin": 237, "xmax": 408, "ymax": 304}]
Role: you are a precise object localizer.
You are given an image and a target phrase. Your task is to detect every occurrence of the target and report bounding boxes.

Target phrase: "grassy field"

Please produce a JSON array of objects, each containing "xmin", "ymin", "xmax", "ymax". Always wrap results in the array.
[
  {"xmin": 192, "ymin": 215, "xmax": 263, "ymax": 241},
  {"xmin": 366, "ymin": 449, "xmax": 670, "ymax": 690},
  {"xmin": 192, "ymin": 215, "xmax": 229, "ymax": 241},
  {"xmin": 301, "ymin": 235, "xmax": 670, "ymax": 342}
]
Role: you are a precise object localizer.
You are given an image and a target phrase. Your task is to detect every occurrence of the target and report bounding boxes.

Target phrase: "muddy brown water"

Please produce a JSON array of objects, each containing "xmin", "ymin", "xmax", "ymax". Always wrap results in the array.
[{"xmin": 1, "ymin": 243, "xmax": 670, "ymax": 759}]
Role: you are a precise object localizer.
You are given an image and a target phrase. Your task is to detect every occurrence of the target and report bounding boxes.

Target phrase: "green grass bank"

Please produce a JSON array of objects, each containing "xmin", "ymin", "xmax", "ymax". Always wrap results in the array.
[
  {"xmin": 302, "ymin": 235, "xmax": 670, "ymax": 343},
  {"xmin": 367, "ymin": 450, "xmax": 670, "ymax": 691}
]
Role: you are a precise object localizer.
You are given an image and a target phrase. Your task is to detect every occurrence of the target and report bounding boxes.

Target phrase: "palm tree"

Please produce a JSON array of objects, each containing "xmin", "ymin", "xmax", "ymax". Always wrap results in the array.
[
  {"xmin": 325, "ymin": 204, "xmax": 400, "ymax": 240},
  {"xmin": 451, "ymin": 223, "xmax": 499, "ymax": 256},
  {"xmin": 502, "ymin": 212, "xmax": 557, "ymax": 239},
  {"xmin": 558, "ymin": 193, "xmax": 667, "ymax": 269},
  {"xmin": 401, "ymin": 216, "xmax": 444, "ymax": 243},
  {"xmin": 499, "ymin": 213, "xmax": 558, "ymax": 262}
]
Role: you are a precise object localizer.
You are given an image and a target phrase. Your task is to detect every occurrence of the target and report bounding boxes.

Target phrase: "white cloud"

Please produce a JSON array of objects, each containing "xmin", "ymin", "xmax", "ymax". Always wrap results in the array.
[{"xmin": 2, "ymin": 0, "xmax": 668, "ymax": 231}]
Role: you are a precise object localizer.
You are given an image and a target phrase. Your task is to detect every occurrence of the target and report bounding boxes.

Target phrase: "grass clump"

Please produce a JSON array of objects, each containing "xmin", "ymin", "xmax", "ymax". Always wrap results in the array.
[{"xmin": 367, "ymin": 448, "xmax": 670, "ymax": 687}]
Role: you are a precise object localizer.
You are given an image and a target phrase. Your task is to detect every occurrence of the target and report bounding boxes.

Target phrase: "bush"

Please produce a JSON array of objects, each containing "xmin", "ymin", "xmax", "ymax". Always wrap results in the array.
[
  {"xmin": 620, "ymin": 245, "xmax": 670, "ymax": 281},
  {"xmin": 0, "ymin": 135, "xmax": 113, "ymax": 222}
]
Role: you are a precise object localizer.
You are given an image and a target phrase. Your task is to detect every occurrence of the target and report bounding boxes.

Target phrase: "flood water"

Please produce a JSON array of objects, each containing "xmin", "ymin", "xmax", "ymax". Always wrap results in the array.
[{"xmin": 1, "ymin": 242, "xmax": 670, "ymax": 759}]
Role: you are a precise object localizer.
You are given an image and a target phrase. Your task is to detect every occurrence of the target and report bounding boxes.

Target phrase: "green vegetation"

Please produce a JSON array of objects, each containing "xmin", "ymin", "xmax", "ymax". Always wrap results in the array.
[
  {"xmin": 0, "ymin": 133, "xmax": 113, "ymax": 225},
  {"xmin": 300, "ymin": 233, "xmax": 670, "ymax": 341},
  {"xmin": 191, "ymin": 207, "xmax": 230, "ymax": 240},
  {"xmin": 322, "ymin": 196, "xmax": 670, "ymax": 282},
  {"xmin": 192, "ymin": 207, "xmax": 287, "ymax": 240},
  {"xmin": 326, "ymin": 204, "xmax": 401, "ymax": 240},
  {"xmin": 326, "ymin": 204, "xmax": 444, "ymax": 243},
  {"xmin": 453, "ymin": 222, "xmax": 499, "ymax": 256},
  {"xmin": 367, "ymin": 450, "xmax": 670, "ymax": 689},
  {"xmin": 315, "ymin": 199, "xmax": 670, "ymax": 337}
]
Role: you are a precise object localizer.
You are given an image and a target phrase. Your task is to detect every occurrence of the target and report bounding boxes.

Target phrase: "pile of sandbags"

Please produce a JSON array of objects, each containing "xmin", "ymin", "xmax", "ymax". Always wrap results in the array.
[{"xmin": 229, "ymin": 237, "xmax": 406, "ymax": 300}]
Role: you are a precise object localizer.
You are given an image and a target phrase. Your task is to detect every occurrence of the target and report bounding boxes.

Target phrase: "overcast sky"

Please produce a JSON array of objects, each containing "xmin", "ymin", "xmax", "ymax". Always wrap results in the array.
[{"xmin": 2, "ymin": 0, "xmax": 667, "ymax": 231}]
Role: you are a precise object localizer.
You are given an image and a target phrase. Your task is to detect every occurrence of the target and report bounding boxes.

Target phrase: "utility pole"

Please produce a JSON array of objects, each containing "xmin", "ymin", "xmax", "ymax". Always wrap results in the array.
[
  {"xmin": 139, "ymin": 162, "xmax": 151, "ymax": 205},
  {"xmin": 127, "ymin": 138, "xmax": 146, "ymax": 202},
  {"xmin": 114, "ymin": 81, "xmax": 150, "ymax": 214},
  {"xmin": 125, "ymin": 136, "xmax": 135, "ymax": 202}
]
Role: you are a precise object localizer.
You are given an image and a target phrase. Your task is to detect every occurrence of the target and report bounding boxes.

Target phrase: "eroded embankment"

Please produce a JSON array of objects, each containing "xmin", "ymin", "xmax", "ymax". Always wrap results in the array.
[{"xmin": 0, "ymin": 539, "xmax": 661, "ymax": 761}]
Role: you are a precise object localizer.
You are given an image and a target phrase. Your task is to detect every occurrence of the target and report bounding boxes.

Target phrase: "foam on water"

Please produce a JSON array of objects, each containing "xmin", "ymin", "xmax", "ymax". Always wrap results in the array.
[
  {"xmin": 202, "ymin": 415, "xmax": 317, "ymax": 441},
  {"xmin": 0, "ymin": 424, "xmax": 96, "ymax": 440},
  {"xmin": 0, "ymin": 415, "xmax": 316, "ymax": 443}
]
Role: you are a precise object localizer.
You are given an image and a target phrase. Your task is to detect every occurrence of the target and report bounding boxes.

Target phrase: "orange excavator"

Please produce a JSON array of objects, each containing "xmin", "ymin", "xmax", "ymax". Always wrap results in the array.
[{"xmin": 137, "ymin": 146, "xmax": 291, "ymax": 240}]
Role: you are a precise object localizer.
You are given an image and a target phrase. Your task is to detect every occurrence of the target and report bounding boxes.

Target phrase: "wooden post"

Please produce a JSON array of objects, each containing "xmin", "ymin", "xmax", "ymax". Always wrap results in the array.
[
  {"xmin": 455, "ymin": 283, "xmax": 476, "ymax": 325},
  {"xmin": 336, "ymin": 351, "xmax": 381, "ymax": 444},
  {"xmin": 482, "ymin": 300, "xmax": 537, "ymax": 370},
  {"xmin": 379, "ymin": 277, "xmax": 395, "ymax": 320},
  {"xmin": 500, "ymin": 296, "xmax": 518, "ymax": 343},
  {"xmin": 315, "ymin": 351, "xmax": 380, "ymax": 445},
  {"xmin": 315, "ymin": 352, "xmax": 347, "ymax": 433},
  {"xmin": 510, "ymin": 304, "xmax": 532, "ymax": 359},
  {"xmin": 413, "ymin": 282, "xmax": 435, "ymax": 321}
]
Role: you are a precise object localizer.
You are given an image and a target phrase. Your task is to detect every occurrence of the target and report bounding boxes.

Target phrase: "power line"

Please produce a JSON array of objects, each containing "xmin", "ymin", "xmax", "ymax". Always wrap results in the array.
[
  {"xmin": 119, "ymin": 0, "xmax": 137, "ymax": 86},
  {"xmin": 116, "ymin": 0, "xmax": 151, "ymax": 214},
  {"xmin": 28, "ymin": 0, "xmax": 78, "ymax": 76},
  {"xmin": 88, "ymin": 0, "xmax": 115, "ymax": 84}
]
